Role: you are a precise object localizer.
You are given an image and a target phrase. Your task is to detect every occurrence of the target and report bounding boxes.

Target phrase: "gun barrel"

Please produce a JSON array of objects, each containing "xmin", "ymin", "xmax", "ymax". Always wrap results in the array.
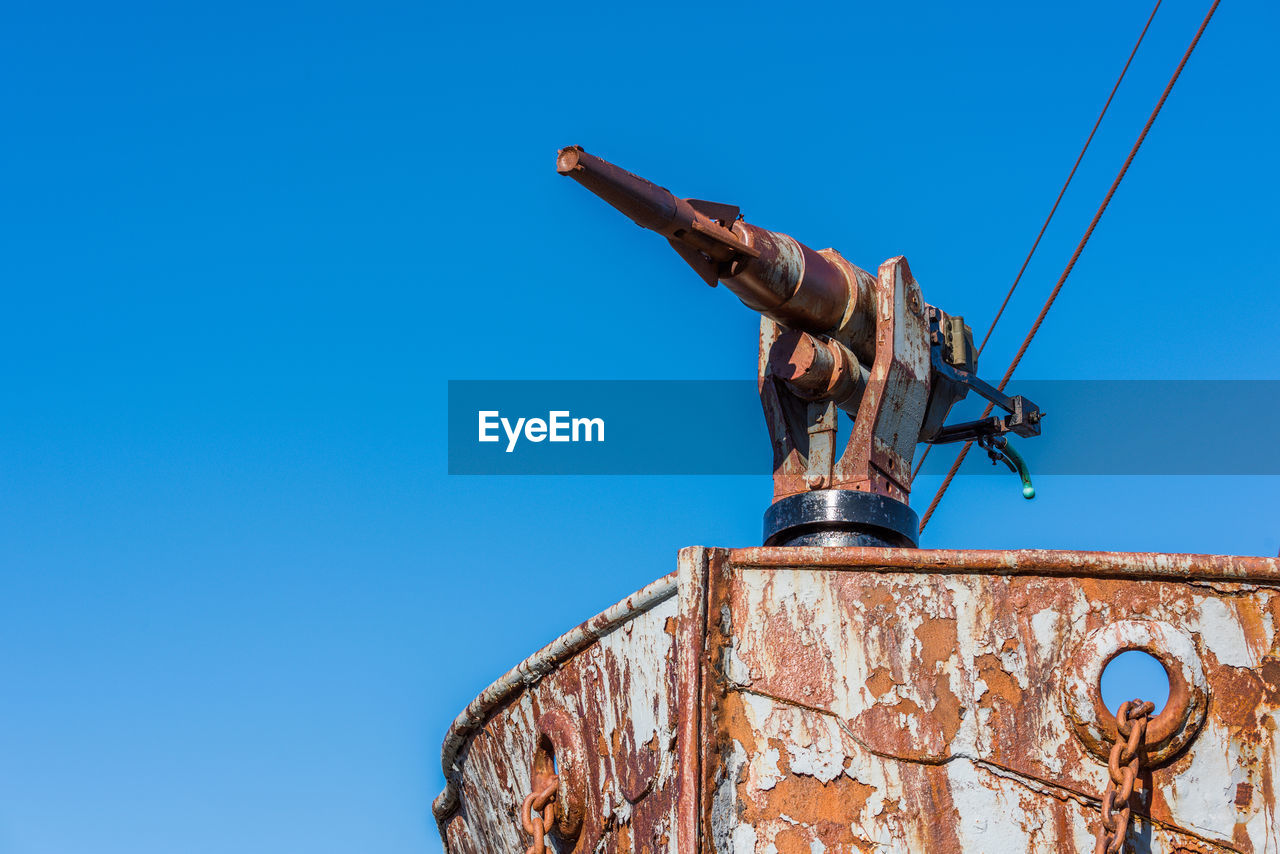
[
  {"xmin": 557, "ymin": 146, "xmax": 755, "ymax": 265},
  {"xmin": 555, "ymin": 146, "xmax": 679, "ymax": 237},
  {"xmin": 557, "ymin": 146, "xmax": 873, "ymax": 352}
]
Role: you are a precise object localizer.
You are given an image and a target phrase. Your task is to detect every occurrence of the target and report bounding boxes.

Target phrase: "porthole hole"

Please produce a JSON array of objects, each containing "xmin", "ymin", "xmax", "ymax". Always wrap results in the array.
[
  {"xmin": 533, "ymin": 734, "xmax": 558, "ymax": 779},
  {"xmin": 1100, "ymin": 650, "xmax": 1170, "ymax": 716}
]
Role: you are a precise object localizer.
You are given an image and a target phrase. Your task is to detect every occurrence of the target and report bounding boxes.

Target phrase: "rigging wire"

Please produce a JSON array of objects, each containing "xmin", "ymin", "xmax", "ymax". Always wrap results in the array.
[
  {"xmin": 913, "ymin": 0, "xmax": 1161, "ymax": 484},
  {"xmin": 979, "ymin": 1, "xmax": 1164, "ymax": 358},
  {"xmin": 918, "ymin": 0, "xmax": 1223, "ymax": 534}
]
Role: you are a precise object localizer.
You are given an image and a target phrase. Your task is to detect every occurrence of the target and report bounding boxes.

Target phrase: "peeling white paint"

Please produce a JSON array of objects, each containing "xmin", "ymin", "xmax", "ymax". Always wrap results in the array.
[
  {"xmin": 1197, "ymin": 597, "xmax": 1256, "ymax": 667},
  {"xmin": 730, "ymin": 822, "xmax": 757, "ymax": 854},
  {"xmin": 712, "ymin": 739, "xmax": 749, "ymax": 854},
  {"xmin": 1165, "ymin": 716, "xmax": 1243, "ymax": 840},
  {"xmin": 946, "ymin": 759, "xmax": 1033, "ymax": 852},
  {"xmin": 786, "ymin": 742, "xmax": 845, "ymax": 783},
  {"xmin": 596, "ymin": 594, "xmax": 679, "ymax": 772},
  {"xmin": 1031, "ymin": 608, "xmax": 1059, "ymax": 654},
  {"xmin": 726, "ymin": 645, "xmax": 753, "ymax": 687},
  {"xmin": 751, "ymin": 747, "xmax": 783, "ymax": 791}
]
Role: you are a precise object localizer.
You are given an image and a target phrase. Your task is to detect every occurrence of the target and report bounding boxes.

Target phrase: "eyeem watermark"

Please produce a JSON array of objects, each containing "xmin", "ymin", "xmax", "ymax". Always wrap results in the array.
[
  {"xmin": 478, "ymin": 410, "xmax": 605, "ymax": 453},
  {"xmin": 450, "ymin": 380, "xmax": 1280, "ymax": 474}
]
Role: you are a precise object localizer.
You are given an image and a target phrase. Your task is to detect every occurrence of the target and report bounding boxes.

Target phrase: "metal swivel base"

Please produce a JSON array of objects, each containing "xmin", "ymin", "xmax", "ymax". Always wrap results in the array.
[{"xmin": 763, "ymin": 490, "xmax": 920, "ymax": 548}]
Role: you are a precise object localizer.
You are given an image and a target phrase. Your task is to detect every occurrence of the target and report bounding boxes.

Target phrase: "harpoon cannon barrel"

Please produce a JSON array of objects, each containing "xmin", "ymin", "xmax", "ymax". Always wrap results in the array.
[{"xmin": 557, "ymin": 146, "xmax": 875, "ymax": 358}]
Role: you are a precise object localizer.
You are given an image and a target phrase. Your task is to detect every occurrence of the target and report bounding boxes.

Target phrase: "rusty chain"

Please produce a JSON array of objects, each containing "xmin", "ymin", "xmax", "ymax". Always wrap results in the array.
[
  {"xmin": 520, "ymin": 774, "xmax": 560, "ymax": 854},
  {"xmin": 1094, "ymin": 699, "xmax": 1155, "ymax": 854}
]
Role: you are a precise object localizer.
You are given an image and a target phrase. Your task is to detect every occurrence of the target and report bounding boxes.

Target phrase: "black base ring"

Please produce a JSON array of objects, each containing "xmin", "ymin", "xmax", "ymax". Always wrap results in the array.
[{"xmin": 763, "ymin": 490, "xmax": 920, "ymax": 548}]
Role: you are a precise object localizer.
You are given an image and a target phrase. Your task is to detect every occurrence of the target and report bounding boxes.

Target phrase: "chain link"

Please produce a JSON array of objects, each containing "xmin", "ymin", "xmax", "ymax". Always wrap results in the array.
[
  {"xmin": 521, "ymin": 774, "xmax": 560, "ymax": 854},
  {"xmin": 1094, "ymin": 699, "xmax": 1155, "ymax": 854}
]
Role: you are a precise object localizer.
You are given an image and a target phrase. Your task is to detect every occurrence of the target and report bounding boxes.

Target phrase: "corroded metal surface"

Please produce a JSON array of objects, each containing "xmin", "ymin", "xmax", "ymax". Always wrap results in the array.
[
  {"xmin": 434, "ymin": 572, "xmax": 681, "ymax": 852},
  {"xmin": 757, "ymin": 255, "xmax": 933, "ymax": 505},
  {"xmin": 709, "ymin": 548, "xmax": 1280, "ymax": 852},
  {"xmin": 437, "ymin": 548, "xmax": 1280, "ymax": 852},
  {"xmin": 829, "ymin": 256, "xmax": 931, "ymax": 502}
]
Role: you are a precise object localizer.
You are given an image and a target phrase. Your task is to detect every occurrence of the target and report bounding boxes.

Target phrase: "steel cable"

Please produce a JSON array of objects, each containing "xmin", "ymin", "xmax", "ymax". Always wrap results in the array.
[
  {"xmin": 919, "ymin": 0, "xmax": 1222, "ymax": 533},
  {"xmin": 913, "ymin": 0, "xmax": 1161, "ymax": 485}
]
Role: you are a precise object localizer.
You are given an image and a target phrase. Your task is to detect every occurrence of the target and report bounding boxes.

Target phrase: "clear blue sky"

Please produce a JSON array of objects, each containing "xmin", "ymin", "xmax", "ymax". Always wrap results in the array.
[{"xmin": 2, "ymin": 1, "xmax": 1276, "ymax": 852}]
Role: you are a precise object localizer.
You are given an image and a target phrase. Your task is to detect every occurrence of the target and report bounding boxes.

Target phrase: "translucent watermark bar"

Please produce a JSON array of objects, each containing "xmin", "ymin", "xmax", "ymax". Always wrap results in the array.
[{"xmin": 448, "ymin": 380, "xmax": 1280, "ymax": 476}]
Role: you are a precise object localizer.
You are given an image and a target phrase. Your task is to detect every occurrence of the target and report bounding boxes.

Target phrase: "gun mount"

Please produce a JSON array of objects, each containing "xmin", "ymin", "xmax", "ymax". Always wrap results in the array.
[{"xmin": 558, "ymin": 145, "xmax": 1041, "ymax": 546}]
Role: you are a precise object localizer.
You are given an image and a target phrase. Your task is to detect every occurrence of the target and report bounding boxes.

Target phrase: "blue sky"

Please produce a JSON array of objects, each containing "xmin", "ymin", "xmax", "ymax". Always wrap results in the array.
[{"xmin": 2, "ymin": 1, "xmax": 1276, "ymax": 852}]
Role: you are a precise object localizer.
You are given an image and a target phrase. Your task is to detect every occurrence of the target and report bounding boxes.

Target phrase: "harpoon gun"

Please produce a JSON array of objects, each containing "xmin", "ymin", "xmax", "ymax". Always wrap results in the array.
[{"xmin": 558, "ymin": 145, "xmax": 1041, "ymax": 546}]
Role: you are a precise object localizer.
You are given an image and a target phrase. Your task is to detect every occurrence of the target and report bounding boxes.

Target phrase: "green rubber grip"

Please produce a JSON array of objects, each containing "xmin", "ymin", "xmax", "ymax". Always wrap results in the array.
[{"xmin": 1002, "ymin": 441, "xmax": 1035, "ymax": 500}]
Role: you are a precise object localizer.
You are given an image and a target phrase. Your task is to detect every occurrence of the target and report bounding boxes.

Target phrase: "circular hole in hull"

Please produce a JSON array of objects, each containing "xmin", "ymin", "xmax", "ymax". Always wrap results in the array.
[{"xmin": 1101, "ymin": 649, "xmax": 1170, "ymax": 716}]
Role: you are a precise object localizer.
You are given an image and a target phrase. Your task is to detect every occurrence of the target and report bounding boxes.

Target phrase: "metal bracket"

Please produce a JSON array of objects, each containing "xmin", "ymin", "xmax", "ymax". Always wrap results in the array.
[{"xmin": 921, "ymin": 307, "xmax": 1043, "ymax": 445}]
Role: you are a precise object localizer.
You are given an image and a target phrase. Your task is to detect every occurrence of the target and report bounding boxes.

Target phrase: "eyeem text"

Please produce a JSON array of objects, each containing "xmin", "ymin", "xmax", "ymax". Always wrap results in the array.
[{"xmin": 477, "ymin": 410, "xmax": 605, "ymax": 453}]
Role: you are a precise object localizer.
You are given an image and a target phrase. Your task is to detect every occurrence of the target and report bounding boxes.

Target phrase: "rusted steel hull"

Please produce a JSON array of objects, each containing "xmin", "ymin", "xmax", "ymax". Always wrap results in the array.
[
  {"xmin": 436, "ymin": 548, "xmax": 1280, "ymax": 853},
  {"xmin": 435, "ymin": 573, "xmax": 687, "ymax": 853}
]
